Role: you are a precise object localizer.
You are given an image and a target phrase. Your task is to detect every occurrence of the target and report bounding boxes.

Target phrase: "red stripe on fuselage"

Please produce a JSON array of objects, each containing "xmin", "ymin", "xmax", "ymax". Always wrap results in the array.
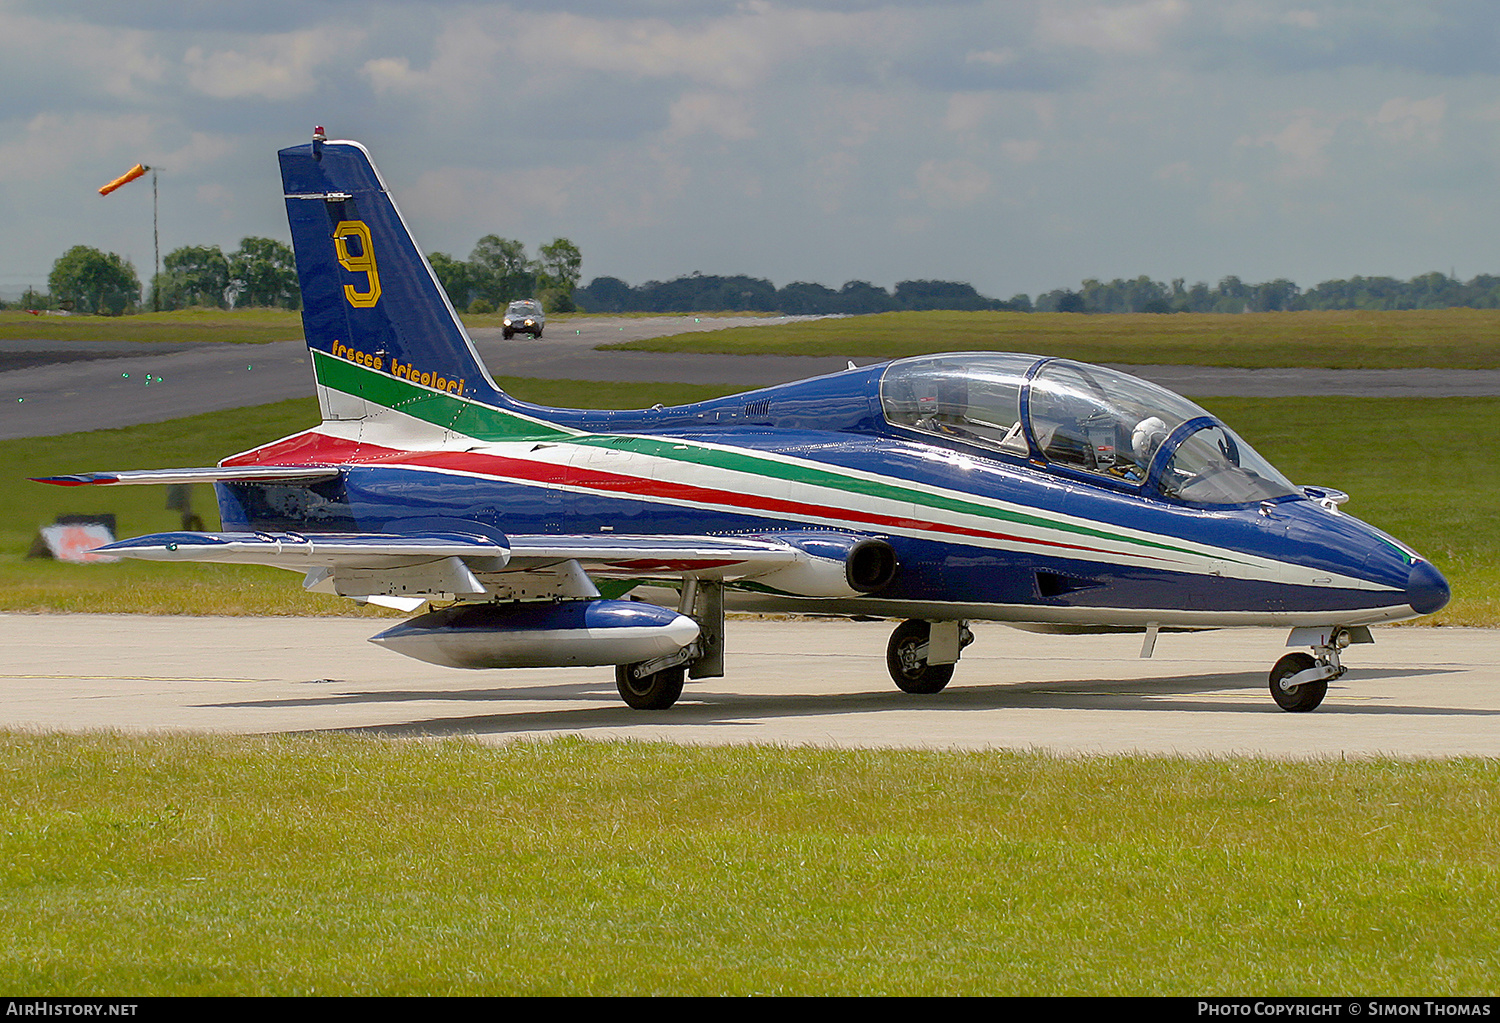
[{"xmin": 223, "ymin": 430, "xmax": 1171, "ymax": 562}]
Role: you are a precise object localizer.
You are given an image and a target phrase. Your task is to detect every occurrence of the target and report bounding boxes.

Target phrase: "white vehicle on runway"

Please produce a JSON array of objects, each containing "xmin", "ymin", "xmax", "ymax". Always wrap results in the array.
[{"xmin": 502, "ymin": 299, "xmax": 544, "ymax": 340}]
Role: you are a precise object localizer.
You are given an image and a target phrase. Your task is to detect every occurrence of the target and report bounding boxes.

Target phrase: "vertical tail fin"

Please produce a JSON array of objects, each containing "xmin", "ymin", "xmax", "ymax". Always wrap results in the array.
[{"xmin": 279, "ymin": 135, "xmax": 507, "ymax": 426}]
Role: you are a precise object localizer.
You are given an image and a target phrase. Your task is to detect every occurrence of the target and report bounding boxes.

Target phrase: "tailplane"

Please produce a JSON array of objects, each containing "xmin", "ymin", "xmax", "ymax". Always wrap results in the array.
[{"xmin": 279, "ymin": 131, "xmax": 507, "ymax": 427}]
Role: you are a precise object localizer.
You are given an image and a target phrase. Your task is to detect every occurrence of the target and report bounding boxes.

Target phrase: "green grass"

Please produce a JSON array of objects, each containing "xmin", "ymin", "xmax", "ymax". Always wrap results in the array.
[
  {"xmin": 0, "ymin": 308, "xmax": 305, "ymax": 344},
  {"xmin": 12, "ymin": 307, "xmax": 1500, "ymax": 369},
  {"xmin": 0, "ymin": 732, "xmax": 1495, "ymax": 995},
  {"xmin": 606, "ymin": 308, "xmax": 1500, "ymax": 369},
  {"xmin": 2, "ymin": 385, "xmax": 1496, "ymax": 622}
]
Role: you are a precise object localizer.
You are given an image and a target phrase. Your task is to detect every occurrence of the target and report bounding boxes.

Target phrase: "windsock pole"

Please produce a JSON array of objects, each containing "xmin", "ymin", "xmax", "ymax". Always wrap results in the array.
[{"xmin": 97, "ymin": 163, "xmax": 160, "ymax": 310}]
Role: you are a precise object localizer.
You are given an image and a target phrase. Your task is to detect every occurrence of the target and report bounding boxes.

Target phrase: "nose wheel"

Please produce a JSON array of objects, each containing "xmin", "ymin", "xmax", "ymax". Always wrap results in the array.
[
  {"xmin": 1270, "ymin": 626, "xmax": 1369, "ymax": 712},
  {"xmin": 1269, "ymin": 652, "xmax": 1327, "ymax": 712}
]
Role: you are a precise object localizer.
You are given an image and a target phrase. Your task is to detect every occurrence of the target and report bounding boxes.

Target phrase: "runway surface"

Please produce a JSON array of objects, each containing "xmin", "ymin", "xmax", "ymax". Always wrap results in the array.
[
  {"xmin": 4, "ymin": 614, "xmax": 1497, "ymax": 758},
  {"xmin": 3, "ymin": 315, "xmax": 1498, "ymax": 439}
]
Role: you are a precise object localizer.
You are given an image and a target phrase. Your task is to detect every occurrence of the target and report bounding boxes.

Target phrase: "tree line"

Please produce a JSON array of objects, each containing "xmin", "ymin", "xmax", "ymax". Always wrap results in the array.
[
  {"xmin": 11, "ymin": 234, "xmax": 581, "ymax": 316},
  {"xmin": 9, "ymin": 238, "xmax": 1500, "ymax": 317},
  {"xmin": 428, "ymin": 236, "xmax": 582, "ymax": 314},
  {"xmin": 580, "ymin": 271, "xmax": 1500, "ymax": 315},
  {"xmin": 11, "ymin": 239, "xmax": 299, "ymax": 314},
  {"xmin": 574, "ymin": 275, "xmax": 1027, "ymax": 315},
  {"xmin": 1031, "ymin": 273, "xmax": 1500, "ymax": 314}
]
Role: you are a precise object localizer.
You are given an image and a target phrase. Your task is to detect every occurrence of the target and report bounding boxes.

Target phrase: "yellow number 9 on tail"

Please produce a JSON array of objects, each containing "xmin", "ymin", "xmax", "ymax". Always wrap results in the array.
[{"xmin": 334, "ymin": 220, "xmax": 382, "ymax": 308}]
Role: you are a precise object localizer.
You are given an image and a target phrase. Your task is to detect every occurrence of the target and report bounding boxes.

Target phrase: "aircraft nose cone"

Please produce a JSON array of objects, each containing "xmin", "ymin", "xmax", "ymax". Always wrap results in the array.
[{"xmin": 1406, "ymin": 559, "xmax": 1450, "ymax": 616}]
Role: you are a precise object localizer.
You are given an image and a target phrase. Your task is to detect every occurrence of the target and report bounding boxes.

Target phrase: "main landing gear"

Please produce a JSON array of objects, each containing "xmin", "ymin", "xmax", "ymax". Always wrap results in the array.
[
  {"xmin": 1269, "ymin": 626, "xmax": 1372, "ymax": 712},
  {"xmin": 615, "ymin": 662, "xmax": 686, "ymax": 710},
  {"xmin": 886, "ymin": 619, "xmax": 973, "ymax": 694},
  {"xmin": 614, "ymin": 579, "xmax": 725, "ymax": 711}
]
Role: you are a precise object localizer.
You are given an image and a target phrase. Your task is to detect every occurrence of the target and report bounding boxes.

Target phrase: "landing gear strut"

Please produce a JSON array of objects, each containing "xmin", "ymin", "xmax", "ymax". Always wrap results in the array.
[
  {"xmin": 886, "ymin": 619, "xmax": 972, "ymax": 694},
  {"xmin": 1269, "ymin": 626, "xmax": 1371, "ymax": 712},
  {"xmin": 613, "ymin": 578, "xmax": 724, "ymax": 710}
]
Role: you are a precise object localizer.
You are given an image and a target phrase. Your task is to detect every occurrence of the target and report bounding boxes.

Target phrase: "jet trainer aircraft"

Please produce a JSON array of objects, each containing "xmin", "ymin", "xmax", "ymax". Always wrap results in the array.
[{"xmin": 39, "ymin": 131, "xmax": 1449, "ymax": 713}]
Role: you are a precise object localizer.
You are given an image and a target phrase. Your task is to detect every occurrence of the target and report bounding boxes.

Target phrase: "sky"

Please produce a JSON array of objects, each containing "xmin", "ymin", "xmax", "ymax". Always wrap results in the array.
[{"xmin": 3, "ymin": 0, "xmax": 1498, "ymax": 302}]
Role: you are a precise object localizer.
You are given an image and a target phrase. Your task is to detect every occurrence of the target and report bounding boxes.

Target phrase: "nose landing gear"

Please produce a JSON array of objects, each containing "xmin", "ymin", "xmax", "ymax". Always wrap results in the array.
[{"xmin": 1270, "ymin": 626, "xmax": 1372, "ymax": 712}]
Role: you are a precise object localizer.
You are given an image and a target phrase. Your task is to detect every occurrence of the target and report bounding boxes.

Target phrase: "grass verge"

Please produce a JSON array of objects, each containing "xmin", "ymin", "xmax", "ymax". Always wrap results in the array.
[
  {"xmin": 0, "ymin": 308, "xmax": 304, "ymax": 345},
  {"xmin": 1, "ymin": 732, "xmax": 1495, "ymax": 996},
  {"xmin": 0, "ymin": 384, "xmax": 1494, "ymax": 623},
  {"xmin": 605, "ymin": 308, "xmax": 1500, "ymax": 369}
]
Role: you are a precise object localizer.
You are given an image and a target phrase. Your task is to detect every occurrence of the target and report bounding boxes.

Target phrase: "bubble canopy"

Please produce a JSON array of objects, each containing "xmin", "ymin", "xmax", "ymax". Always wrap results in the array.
[{"xmin": 878, "ymin": 353, "xmax": 1299, "ymax": 506}]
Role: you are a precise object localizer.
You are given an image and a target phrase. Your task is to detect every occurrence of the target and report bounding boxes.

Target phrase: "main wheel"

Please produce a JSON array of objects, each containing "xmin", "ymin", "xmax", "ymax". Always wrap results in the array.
[
  {"xmin": 1269, "ymin": 652, "xmax": 1327, "ymax": 712},
  {"xmin": 502, "ymin": 328, "xmax": 514, "ymax": 340},
  {"xmin": 886, "ymin": 619, "xmax": 954, "ymax": 695},
  {"xmin": 615, "ymin": 663, "xmax": 686, "ymax": 710}
]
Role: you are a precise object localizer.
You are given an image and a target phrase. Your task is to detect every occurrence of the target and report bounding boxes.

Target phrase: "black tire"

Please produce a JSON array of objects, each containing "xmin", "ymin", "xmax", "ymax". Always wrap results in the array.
[
  {"xmin": 534, "ymin": 328, "xmax": 543, "ymax": 339},
  {"xmin": 615, "ymin": 663, "xmax": 686, "ymax": 710},
  {"xmin": 1269, "ymin": 652, "xmax": 1327, "ymax": 712},
  {"xmin": 502, "ymin": 329, "xmax": 514, "ymax": 340},
  {"xmin": 886, "ymin": 619, "xmax": 954, "ymax": 695}
]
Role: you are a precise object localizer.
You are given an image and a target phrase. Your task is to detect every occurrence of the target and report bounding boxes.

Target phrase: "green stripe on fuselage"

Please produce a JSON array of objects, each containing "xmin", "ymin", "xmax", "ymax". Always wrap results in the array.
[{"xmin": 315, "ymin": 353, "xmax": 1219, "ymax": 562}]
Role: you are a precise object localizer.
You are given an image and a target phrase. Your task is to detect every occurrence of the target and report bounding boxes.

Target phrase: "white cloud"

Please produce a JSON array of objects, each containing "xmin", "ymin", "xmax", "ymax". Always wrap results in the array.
[
  {"xmin": 914, "ymin": 158, "xmax": 991, "ymax": 208},
  {"xmin": 1241, "ymin": 111, "xmax": 1337, "ymax": 181},
  {"xmin": 667, "ymin": 92, "xmax": 757, "ymax": 142},
  {"xmin": 407, "ymin": 163, "xmax": 583, "ymax": 233},
  {"xmin": 1036, "ymin": 0, "xmax": 1188, "ymax": 55},
  {"xmin": 1370, "ymin": 95, "xmax": 1446, "ymax": 145},
  {"xmin": 0, "ymin": 112, "xmax": 161, "ymax": 182},
  {"xmin": 1001, "ymin": 138, "xmax": 1043, "ymax": 164},
  {"xmin": 184, "ymin": 28, "xmax": 355, "ymax": 100},
  {"xmin": 0, "ymin": 8, "xmax": 166, "ymax": 101}
]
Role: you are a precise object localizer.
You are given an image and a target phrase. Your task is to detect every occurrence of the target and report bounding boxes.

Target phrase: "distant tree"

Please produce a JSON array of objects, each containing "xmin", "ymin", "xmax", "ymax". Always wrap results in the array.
[
  {"xmin": 469, "ymin": 236, "xmax": 534, "ymax": 307},
  {"xmin": 574, "ymin": 276, "xmax": 634, "ymax": 313},
  {"xmin": 229, "ymin": 237, "xmax": 299, "ymax": 309},
  {"xmin": 429, "ymin": 251, "xmax": 476, "ymax": 311},
  {"xmin": 1460, "ymin": 274, "xmax": 1500, "ymax": 308},
  {"xmin": 1035, "ymin": 288, "xmax": 1086, "ymax": 313},
  {"xmin": 835, "ymin": 281, "xmax": 897, "ymax": 314},
  {"xmin": 536, "ymin": 238, "xmax": 582, "ymax": 312},
  {"xmin": 48, "ymin": 245, "xmax": 140, "ymax": 315},
  {"xmin": 895, "ymin": 280, "xmax": 997, "ymax": 311},
  {"xmin": 156, "ymin": 244, "xmax": 231, "ymax": 310},
  {"xmin": 777, "ymin": 281, "xmax": 840, "ymax": 314},
  {"xmin": 1249, "ymin": 278, "xmax": 1300, "ymax": 312}
]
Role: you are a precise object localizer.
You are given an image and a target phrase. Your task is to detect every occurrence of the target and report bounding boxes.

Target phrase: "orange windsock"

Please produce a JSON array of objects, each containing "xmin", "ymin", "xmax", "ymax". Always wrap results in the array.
[{"xmin": 99, "ymin": 163, "xmax": 148, "ymax": 196}]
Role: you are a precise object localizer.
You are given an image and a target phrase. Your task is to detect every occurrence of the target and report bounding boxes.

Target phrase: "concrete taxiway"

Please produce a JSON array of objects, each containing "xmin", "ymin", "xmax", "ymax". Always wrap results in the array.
[{"xmin": 4, "ymin": 614, "xmax": 1496, "ymax": 758}]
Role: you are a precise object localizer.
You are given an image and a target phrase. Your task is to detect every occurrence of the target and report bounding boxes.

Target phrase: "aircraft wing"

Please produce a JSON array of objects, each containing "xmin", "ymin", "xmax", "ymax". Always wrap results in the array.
[
  {"xmin": 96, "ymin": 530, "xmax": 508, "ymax": 567},
  {"xmin": 33, "ymin": 466, "xmax": 340, "ymax": 487},
  {"xmin": 91, "ymin": 530, "xmax": 858, "ymax": 610}
]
